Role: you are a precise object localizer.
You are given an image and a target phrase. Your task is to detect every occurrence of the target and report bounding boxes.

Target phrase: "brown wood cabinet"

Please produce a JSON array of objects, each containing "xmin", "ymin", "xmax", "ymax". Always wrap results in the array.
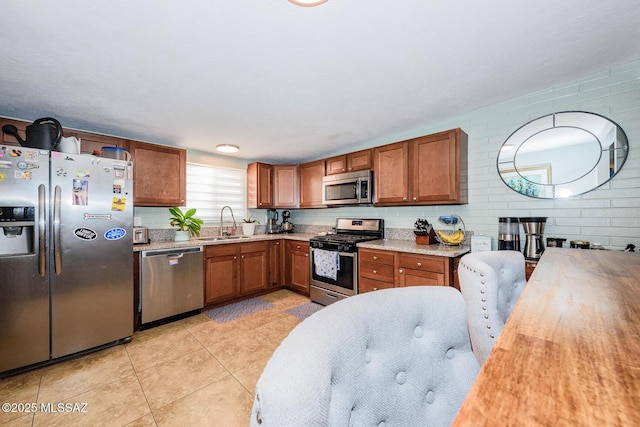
[
  {"xmin": 374, "ymin": 128, "xmax": 468, "ymax": 206},
  {"xmin": 204, "ymin": 241, "xmax": 270, "ymax": 306},
  {"xmin": 299, "ymin": 160, "xmax": 325, "ymax": 208},
  {"xmin": 358, "ymin": 248, "xmax": 397, "ymax": 293},
  {"xmin": 204, "ymin": 244, "xmax": 238, "ymax": 305},
  {"xmin": 239, "ymin": 241, "xmax": 269, "ymax": 294},
  {"xmin": 247, "ymin": 162, "xmax": 273, "ymax": 209},
  {"xmin": 127, "ymin": 140, "xmax": 187, "ymax": 206},
  {"xmin": 358, "ymin": 248, "xmax": 460, "ymax": 292},
  {"xmin": 268, "ymin": 240, "xmax": 284, "ymax": 287},
  {"xmin": 525, "ymin": 260, "xmax": 537, "ymax": 280},
  {"xmin": 325, "ymin": 149, "xmax": 373, "ymax": 175},
  {"xmin": 272, "ymin": 164, "xmax": 299, "ymax": 208},
  {"xmin": 285, "ymin": 240, "xmax": 310, "ymax": 295}
]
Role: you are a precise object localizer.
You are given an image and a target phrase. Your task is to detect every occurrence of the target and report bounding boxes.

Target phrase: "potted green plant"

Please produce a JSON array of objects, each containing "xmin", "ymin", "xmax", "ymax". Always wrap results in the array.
[
  {"xmin": 241, "ymin": 216, "xmax": 259, "ymax": 236},
  {"xmin": 169, "ymin": 207, "xmax": 203, "ymax": 241}
]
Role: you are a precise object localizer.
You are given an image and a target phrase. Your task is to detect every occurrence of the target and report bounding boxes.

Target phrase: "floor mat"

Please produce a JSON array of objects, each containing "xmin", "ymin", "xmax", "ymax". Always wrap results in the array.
[
  {"xmin": 203, "ymin": 297, "xmax": 274, "ymax": 323},
  {"xmin": 285, "ymin": 302, "xmax": 324, "ymax": 321}
]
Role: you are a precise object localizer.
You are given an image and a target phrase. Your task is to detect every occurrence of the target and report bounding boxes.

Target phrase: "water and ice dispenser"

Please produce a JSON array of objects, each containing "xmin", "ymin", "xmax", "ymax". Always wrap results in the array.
[{"xmin": 0, "ymin": 207, "xmax": 36, "ymax": 256}]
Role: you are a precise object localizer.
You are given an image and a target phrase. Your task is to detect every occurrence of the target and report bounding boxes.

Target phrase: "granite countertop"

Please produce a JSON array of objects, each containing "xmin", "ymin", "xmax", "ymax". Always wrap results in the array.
[
  {"xmin": 357, "ymin": 239, "xmax": 470, "ymax": 257},
  {"xmin": 133, "ymin": 233, "xmax": 316, "ymax": 252}
]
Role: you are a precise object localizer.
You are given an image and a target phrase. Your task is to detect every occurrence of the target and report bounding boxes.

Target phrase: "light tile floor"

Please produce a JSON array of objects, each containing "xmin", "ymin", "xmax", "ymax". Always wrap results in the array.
[{"xmin": 0, "ymin": 290, "xmax": 310, "ymax": 427}]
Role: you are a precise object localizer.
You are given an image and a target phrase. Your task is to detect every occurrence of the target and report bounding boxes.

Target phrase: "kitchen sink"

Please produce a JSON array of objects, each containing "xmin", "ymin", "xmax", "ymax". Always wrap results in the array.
[{"xmin": 196, "ymin": 235, "xmax": 252, "ymax": 241}]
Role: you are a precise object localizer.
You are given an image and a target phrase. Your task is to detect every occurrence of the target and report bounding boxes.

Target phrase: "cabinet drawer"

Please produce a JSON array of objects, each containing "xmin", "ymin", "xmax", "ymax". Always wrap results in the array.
[
  {"xmin": 205, "ymin": 244, "xmax": 238, "ymax": 258},
  {"xmin": 359, "ymin": 277, "xmax": 395, "ymax": 293},
  {"xmin": 286, "ymin": 240, "xmax": 309, "ymax": 253},
  {"xmin": 359, "ymin": 261, "xmax": 395, "ymax": 283},
  {"xmin": 399, "ymin": 253, "xmax": 445, "ymax": 273},
  {"xmin": 359, "ymin": 249, "xmax": 395, "ymax": 265},
  {"xmin": 240, "ymin": 240, "xmax": 268, "ymax": 254}
]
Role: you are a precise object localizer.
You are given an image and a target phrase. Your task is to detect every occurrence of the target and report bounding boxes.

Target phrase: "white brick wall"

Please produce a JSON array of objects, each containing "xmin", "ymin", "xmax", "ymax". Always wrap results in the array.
[{"xmin": 290, "ymin": 59, "xmax": 640, "ymax": 250}]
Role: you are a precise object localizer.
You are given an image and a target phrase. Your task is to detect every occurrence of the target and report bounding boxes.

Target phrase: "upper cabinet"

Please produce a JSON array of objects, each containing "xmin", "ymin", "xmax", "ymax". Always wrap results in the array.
[
  {"xmin": 273, "ymin": 164, "xmax": 299, "ymax": 208},
  {"xmin": 374, "ymin": 128, "xmax": 467, "ymax": 206},
  {"xmin": 66, "ymin": 130, "xmax": 127, "ymax": 155},
  {"xmin": 247, "ymin": 162, "xmax": 273, "ymax": 209},
  {"xmin": 127, "ymin": 140, "xmax": 187, "ymax": 207},
  {"xmin": 299, "ymin": 159, "xmax": 326, "ymax": 208},
  {"xmin": 325, "ymin": 148, "xmax": 373, "ymax": 175}
]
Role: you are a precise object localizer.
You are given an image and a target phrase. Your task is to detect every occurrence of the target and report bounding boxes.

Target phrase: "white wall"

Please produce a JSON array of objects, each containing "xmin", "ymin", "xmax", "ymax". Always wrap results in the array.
[{"xmin": 287, "ymin": 60, "xmax": 640, "ymax": 250}]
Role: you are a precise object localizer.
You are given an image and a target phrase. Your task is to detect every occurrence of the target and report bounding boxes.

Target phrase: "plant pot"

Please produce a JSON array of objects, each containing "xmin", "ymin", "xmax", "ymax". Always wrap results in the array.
[
  {"xmin": 242, "ymin": 223, "xmax": 256, "ymax": 236},
  {"xmin": 174, "ymin": 230, "xmax": 190, "ymax": 241}
]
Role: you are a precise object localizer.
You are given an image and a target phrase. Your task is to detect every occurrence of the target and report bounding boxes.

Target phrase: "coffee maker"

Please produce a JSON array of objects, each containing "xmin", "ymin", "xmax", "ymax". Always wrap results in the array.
[
  {"xmin": 520, "ymin": 217, "xmax": 547, "ymax": 260},
  {"xmin": 498, "ymin": 217, "xmax": 520, "ymax": 251},
  {"xmin": 266, "ymin": 209, "xmax": 280, "ymax": 234},
  {"xmin": 281, "ymin": 210, "xmax": 293, "ymax": 233}
]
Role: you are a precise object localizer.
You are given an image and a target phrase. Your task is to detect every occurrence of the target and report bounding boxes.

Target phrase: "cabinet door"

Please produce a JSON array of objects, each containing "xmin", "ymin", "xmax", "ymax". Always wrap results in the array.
[
  {"xmin": 239, "ymin": 250, "xmax": 268, "ymax": 295},
  {"xmin": 299, "ymin": 160, "xmax": 325, "ymax": 208},
  {"xmin": 205, "ymin": 254, "xmax": 238, "ymax": 304},
  {"xmin": 411, "ymin": 129, "xmax": 467, "ymax": 204},
  {"xmin": 359, "ymin": 276, "xmax": 395, "ymax": 294},
  {"xmin": 285, "ymin": 240, "xmax": 310, "ymax": 295},
  {"xmin": 273, "ymin": 165, "xmax": 299, "ymax": 208},
  {"xmin": 373, "ymin": 141, "xmax": 409, "ymax": 205},
  {"xmin": 325, "ymin": 155, "xmax": 347, "ymax": 175},
  {"xmin": 398, "ymin": 268, "xmax": 445, "ymax": 287},
  {"xmin": 247, "ymin": 162, "xmax": 273, "ymax": 209},
  {"xmin": 347, "ymin": 149, "xmax": 373, "ymax": 172},
  {"xmin": 268, "ymin": 240, "xmax": 283, "ymax": 287},
  {"xmin": 128, "ymin": 140, "xmax": 187, "ymax": 206}
]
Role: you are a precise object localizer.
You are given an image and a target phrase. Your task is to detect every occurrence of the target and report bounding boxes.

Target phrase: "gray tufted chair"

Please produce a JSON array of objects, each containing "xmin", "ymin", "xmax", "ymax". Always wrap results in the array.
[
  {"xmin": 250, "ymin": 286, "xmax": 480, "ymax": 427},
  {"xmin": 458, "ymin": 250, "xmax": 527, "ymax": 365}
]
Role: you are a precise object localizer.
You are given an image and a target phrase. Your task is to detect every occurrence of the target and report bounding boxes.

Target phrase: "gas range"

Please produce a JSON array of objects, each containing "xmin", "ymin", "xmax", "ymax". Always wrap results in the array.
[{"xmin": 310, "ymin": 218, "xmax": 384, "ymax": 252}]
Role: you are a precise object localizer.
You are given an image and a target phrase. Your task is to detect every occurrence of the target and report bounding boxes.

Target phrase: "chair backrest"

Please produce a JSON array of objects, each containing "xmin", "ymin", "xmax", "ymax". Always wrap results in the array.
[
  {"xmin": 251, "ymin": 286, "xmax": 480, "ymax": 427},
  {"xmin": 458, "ymin": 250, "xmax": 527, "ymax": 365}
]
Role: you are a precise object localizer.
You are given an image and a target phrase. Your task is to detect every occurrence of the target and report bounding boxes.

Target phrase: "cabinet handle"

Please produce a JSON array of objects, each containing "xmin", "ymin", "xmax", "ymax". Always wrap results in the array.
[
  {"xmin": 403, "ymin": 197, "xmax": 407, "ymax": 201},
  {"xmin": 417, "ymin": 262, "xmax": 422, "ymax": 267},
  {"xmin": 399, "ymin": 269, "xmax": 404, "ymax": 273},
  {"xmin": 373, "ymin": 270, "xmax": 377, "ymax": 274},
  {"xmin": 296, "ymin": 245, "xmax": 300, "ymax": 249},
  {"xmin": 373, "ymin": 256, "xmax": 378, "ymax": 261},
  {"xmin": 305, "ymin": 254, "xmax": 309, "ymax": 257},
  {"xmin": 234, "ymin": 256, "xmax": 237, "ymax": 260},
  {"xmin": 276, "ymin": 242, "xmax": 279, "ymax": 245},
  {"xmin": 413, "ymin": 197, "xmax": 417, "ymax": 201},
  {"xmin": 241, "ymin": 255, "xmax": 244, "ymax": 259},
  {"xmin": 373, "ymin": 287, "xmax": 378, "ymax": 291}
]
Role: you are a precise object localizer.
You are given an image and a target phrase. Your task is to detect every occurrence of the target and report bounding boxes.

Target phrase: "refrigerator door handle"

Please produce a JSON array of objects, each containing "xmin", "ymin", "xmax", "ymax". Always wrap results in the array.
[
  {"xmin": 38, "ymin": 184, "xmax": 46, "ymax": 276},
  {"xmin": 54, "ymin": 185, "xmax": 62, "ymax": 275}
]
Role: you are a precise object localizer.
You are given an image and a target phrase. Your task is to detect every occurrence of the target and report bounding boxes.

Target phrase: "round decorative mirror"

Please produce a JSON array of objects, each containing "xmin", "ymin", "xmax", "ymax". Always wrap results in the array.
[{"xmin": 497, "ymin": 111, "xmax": 629, "ymax": 198}]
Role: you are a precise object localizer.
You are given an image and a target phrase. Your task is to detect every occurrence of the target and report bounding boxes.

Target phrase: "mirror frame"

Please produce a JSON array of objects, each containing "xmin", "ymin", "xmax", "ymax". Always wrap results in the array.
[{"xmin": 497, "ymin": 111, "xmax": 629, "ymax": 199}]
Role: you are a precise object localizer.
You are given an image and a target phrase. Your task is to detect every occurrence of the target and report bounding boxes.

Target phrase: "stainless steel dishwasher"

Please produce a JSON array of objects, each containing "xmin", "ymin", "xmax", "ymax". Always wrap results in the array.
[{"xmin": 140, "ymin": 246, "xmax": 204, "ymax": 328}]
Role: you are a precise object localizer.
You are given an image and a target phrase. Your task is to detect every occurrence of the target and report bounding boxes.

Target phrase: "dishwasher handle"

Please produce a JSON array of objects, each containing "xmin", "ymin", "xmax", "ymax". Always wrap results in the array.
[{"xmin": 142, "ymin": 246, "xmax": 203, "ymax": 258}]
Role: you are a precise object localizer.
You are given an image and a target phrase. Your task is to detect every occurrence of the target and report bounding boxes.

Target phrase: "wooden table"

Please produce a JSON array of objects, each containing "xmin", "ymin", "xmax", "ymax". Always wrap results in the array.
[{"xmin": 452, "ymin": 248, "xmax": 640, "ymax": 426}]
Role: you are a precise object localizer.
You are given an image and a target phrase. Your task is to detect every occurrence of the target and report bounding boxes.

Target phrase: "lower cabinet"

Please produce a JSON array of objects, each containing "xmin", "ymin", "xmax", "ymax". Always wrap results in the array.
[
  {"xmin": 358, "ymin": 248, "xmax": 460, "ymax": 293},
  {"xmin": 285, "ymin": 240, "xmax": 310, "ymax": 295},
  {"xmin": 268, "ymin": 240, "xmax": 284, "ymax": 288},
  {"xmin": 204, "ymin": 241, "xmax": 270, "ymax": 306}
]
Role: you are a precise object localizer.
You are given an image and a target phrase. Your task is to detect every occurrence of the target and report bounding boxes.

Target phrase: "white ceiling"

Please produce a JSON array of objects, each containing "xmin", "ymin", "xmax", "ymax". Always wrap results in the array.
[{"xmin": 1, "ymin": 0, "xmax": 639, "ymax": 164}]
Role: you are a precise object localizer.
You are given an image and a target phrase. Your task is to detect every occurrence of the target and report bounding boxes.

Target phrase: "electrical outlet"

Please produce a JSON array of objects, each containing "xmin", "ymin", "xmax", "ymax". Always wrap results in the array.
[{"xmin": 134, "ymin": 216, "xmax": 142, "ymax": 226}]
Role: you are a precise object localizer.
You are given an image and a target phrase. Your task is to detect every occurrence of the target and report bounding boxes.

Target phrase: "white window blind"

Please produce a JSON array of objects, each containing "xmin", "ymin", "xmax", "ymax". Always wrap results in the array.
[{"xmin": 186, "ymin": 163, "xmax": 246, "ymax": 223}]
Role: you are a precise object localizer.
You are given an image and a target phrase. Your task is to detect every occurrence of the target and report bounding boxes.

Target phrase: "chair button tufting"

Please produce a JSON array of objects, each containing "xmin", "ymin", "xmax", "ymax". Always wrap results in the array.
[
  {"xmin": 396, "ymin": 371, "xmax": 407, "ymax": 385},
  {"xmin": 414, "ymin": 326, "xmax": 424, "ymax": 338},
  {"xmin": 446, "ymin": 348, "xmax": 455, "ymax": 359},
  {"xmin": 425, "ymin": 390, "xmax": 435, "ymax": 404},
  {"xmin": 379, "ymin": 422, "xmax": 386, "ymax": 427}
]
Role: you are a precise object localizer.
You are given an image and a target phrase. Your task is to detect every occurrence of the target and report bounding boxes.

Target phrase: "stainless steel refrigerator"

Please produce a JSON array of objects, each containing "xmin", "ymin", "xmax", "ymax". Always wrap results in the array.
[{"xmin": 1, "ymin": 146, "xmax": 133, "ymax": 376}]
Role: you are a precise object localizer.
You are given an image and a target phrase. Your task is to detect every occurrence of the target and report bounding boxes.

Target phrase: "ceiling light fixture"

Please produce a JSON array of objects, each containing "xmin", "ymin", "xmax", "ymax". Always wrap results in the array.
[
  {"xmin": 288, "ymin": 0, "xmax": 328, "ymax": 7},
  {"xmin": 216, "ymin": 144, "xmax": 239, "ymax": 153}
]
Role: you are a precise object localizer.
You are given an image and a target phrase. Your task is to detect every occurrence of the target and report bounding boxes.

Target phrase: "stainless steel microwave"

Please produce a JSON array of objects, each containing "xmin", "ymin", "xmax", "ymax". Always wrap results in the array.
[{"xmin": 322, "ymin": 170, "xmax": 372, "ymax": 206}]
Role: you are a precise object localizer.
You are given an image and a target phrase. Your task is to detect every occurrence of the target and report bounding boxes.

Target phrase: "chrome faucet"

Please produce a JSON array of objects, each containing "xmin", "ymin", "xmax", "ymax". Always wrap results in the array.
[{"xmin": 220, "ymin": 206, "xmax": 237, "ymax": 236}]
